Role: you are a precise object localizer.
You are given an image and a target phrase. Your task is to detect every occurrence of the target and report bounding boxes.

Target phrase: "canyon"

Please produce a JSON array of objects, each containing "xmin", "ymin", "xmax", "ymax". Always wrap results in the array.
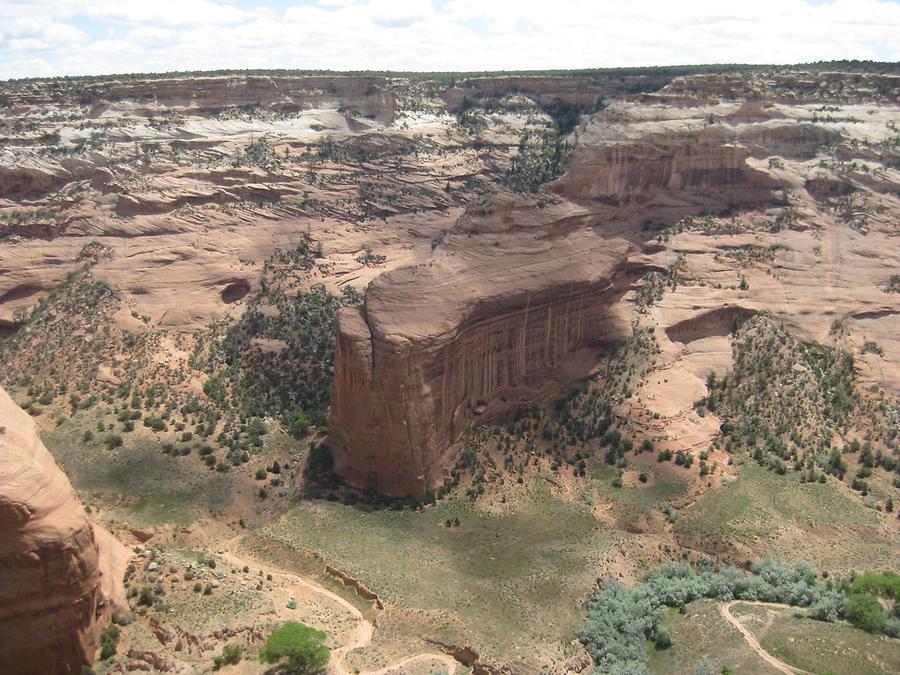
[
  {"xmin": 330, "ymin": 194, "xmax": 633, "ymax": 497},
  {"xmin": 0, "ymin": 65, "xmax": 897, "ymax": 673},
  {"xmin": 327, "ymin": 123, "xmax": 785, "ymax": 497},
  {"xmin": 329, "ymin": 78, "xmax": 900, "ymax": 496}
]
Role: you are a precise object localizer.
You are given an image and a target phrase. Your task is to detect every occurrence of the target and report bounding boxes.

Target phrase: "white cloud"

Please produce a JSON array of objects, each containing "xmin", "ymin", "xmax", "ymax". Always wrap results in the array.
[
  {"xmin": 0, "ymin": 0, "xmax": 898, "ymax": 79},
  {"xmin": 84, "ymin": 0, "xmax": 247, "ymax": 27}
]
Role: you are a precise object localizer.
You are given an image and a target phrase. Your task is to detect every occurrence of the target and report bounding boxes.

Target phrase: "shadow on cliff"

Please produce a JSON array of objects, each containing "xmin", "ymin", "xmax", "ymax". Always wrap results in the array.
[{"xmin": 299, "ymin": 439, "xmax": 439, "ymax": 512}]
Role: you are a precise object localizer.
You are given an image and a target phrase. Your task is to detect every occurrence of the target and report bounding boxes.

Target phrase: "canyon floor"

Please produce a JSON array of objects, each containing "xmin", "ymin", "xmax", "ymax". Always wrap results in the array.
[{"xmin": 1, "ymin": 66, "xmax": 899, "ymax": 674}]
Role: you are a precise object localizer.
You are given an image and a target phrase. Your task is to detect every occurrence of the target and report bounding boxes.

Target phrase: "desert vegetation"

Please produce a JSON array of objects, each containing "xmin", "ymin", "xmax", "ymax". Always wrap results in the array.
[
  {"xmin": 259, "ymin": 622, "xmax": 330, "ymax": 674},
  {"xmin": 0, "ymin": 64, "xmax": 898, "ymax": 675},
  {"xmin": 580, "ymin": 558, "xmax": 899, "ymax": 674},
  {"xmin": 700, "ymin": 314, "xmax": 898, "ymax": 504}
]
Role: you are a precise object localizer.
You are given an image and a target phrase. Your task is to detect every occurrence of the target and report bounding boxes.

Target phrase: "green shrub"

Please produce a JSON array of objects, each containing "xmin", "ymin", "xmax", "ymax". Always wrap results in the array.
[
  {"xmin": 848, "ymin": 571, "xmax": 900, "ymax": 599},
  {"xmin": 213, "ymin": 644, "xmax": 243, "ymax": 670},
  {"xmin": 137, "ymin": 586, "xmax": 155, "ymax": 607},
  {"xmin": 143, "ymin": 416, "xmax": 166, "ymax": 432},
  {"xmin": 654, "ymin": 624, "xmax": 673, "ymax": 650},
  {"xmin": 842, "ymin": 593, "xmax": 887, "ymax": 632},
  {"xmin": 99, "ymin": 624, "xmax": 119, "ymax": 660},
  {"xmin": 288, "ymin": 410, "xmax": 311, "ymax": 438},
  {"xmin": 259, "ymin": 622, "xmax": 330, "ymax": 674}
]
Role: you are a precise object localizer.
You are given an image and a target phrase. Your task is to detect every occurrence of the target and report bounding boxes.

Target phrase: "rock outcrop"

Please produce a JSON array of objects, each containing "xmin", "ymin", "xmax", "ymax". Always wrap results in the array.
[
  {"xmin": 0, "ymin": 75, "xmax": 398, "ymax": 122},
  {"xmin": 330, "ymin": 194, "xmax": 634, "ymax": 497},
  {"xmin": 556, "ymin": 122, "xmax": 781, "ymax": 217},
  {"xmin": 0, "ymin": 386, "xmax": 128, "ymax": 674},
  {"xmin": 330, "ymin": 105, "xmax": 791, "ymax": 496},
  {"xmin": 558, "ymin": 139, "xmax": 775, "ymax": 205}
]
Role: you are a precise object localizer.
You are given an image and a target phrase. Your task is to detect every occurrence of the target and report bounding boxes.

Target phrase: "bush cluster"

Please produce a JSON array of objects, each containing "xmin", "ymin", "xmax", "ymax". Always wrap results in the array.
[{"xmin": 579, "ymin": 559, "xmax": 900, "ymax": 674}]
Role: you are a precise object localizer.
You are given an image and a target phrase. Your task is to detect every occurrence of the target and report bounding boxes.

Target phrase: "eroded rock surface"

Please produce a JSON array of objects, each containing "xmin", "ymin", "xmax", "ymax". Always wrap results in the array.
[
  {"xmin": 0, "ymin": 66, "xmax": 899, "ymax": 673},
  {"xmin": 331, "ymin": 194, "xmax": 634, "ymax": 496},
  {"xmin": 0, "ymin": 386, "xmax": 128, "ymax": 674},
  {"xmin": 329, "ymin": 109, "xmax": 794, "ymax": 496}
]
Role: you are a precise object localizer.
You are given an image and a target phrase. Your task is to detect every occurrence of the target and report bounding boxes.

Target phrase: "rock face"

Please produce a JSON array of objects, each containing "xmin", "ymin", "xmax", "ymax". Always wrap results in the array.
[
  {"xmin": 330, "ymin": 194, "xmax": 634, "ymax": 497},
  {"xmin": 556, "ymin": 125, "xmax": 780, "ymax": 216},
  {"xmin": 440, "ymin": 73, "xmax": 675, "ymax": 111},
  {"xmin": 0, "ymin": 386, "xmax": 128, "ymax": 674},
  {"xmin": 0, "ymin": 75, "xmax": 398, "ymax": 121},
  {"xmin": 330, "ymin": 109, "xmax": 789, "ymax": 497}
]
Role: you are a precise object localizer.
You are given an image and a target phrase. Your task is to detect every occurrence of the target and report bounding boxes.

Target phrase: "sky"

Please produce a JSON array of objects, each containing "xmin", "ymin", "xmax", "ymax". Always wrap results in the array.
[{"xmin": 0, "ymin": 0, "xmax": 899, "ymax": 80}]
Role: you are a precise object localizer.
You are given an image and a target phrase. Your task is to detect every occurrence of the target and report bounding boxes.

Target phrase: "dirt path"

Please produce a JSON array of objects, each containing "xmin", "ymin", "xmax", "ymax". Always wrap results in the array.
[
  {"xmin": 363, "ymin": 652, "xmax": 460, "ymax": 675},
  {"xmin": 220, "ymin": 548, "xmax": 457, "ymax": 675},
  {"xmin": 719, "ymin": 601, "xmax": 812, "ymax": 675}
]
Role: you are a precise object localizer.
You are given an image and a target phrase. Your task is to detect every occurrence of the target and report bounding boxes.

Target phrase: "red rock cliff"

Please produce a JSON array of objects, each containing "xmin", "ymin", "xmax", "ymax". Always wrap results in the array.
[
  {"xmin": 329, "ymin": 195, "xmax": 633, "ymax": 497},
  {"xmin": 329, "ymin": 114, "xmax": 783, "ymax": 497},
  {"xmin": 0, "ymin": 386, "xmax": 129, "ymax": 674}
]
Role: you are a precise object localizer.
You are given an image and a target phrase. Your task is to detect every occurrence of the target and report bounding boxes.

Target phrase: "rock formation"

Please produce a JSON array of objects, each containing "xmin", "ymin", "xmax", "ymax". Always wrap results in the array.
[
  {"xmin": 0, "ymin": 68, "xmax": 897, "ymax": 503},
  {"xmin": 0, "ymin": 75, "xmax": 398, "ymax": 121},
  {"xmin": 0, "ymin": 386, "xmax": 128, "ymax": 674},
  {"xmin": 330, "ymin": 194, "xmax": 634, "ymax": 497},
  {"xmin": 556, "ymin": 121, "xmax": 780, "ymax": 216},
  {"xmin": 0, "ymin": 65, "xmax": 898, "ymax": 672},
  {"xmin": 330, "ymin": 111, "xmax": 789, "ymax": 497},
  {"xmin": 440, "ymin": 73, "xmax": 675, "ymax": 112}
]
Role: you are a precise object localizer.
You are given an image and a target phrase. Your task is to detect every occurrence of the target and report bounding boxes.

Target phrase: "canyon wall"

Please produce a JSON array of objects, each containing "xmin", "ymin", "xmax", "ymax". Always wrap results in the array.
[
  {"xmin": 556, "ymin": 126, "xmax": 780, "ymax": 213},
  {"xmin": 440, "ymin": 73, "xmax": 675, "ymax": 112},
  {"xmin": 330, "ymin": 117, "xmax": 784, "ymax": 496},
  {"xmin": 0, "ymin": 75, "xmax": 398, "ymax": 121},
  {"xmin": 330, "ymin": 195, "xmax": 633, "ymax": 497},
  {"xmin": 660, "ymin": 70, "xmax": 900, "ymax": 103},
  {"xmin": 0, "ymin": 386, "xmax": 128, "ymax": 674}
]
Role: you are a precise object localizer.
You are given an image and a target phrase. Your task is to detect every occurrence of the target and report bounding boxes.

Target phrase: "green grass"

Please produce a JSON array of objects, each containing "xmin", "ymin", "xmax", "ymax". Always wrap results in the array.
[
  {"xmin": 675, "ymin": 461, "xmax": 898, "ymax": 570},
  {"xmin": 259, "ymin": 479, "xmax": 630, "ymax": 665},
  {"xmin": 588, "ymin": 457, "xmax": 691, "ymax": 511},
  {"xmin": 756, "ymin": 607, "xmax": 900, "ymax": 674},
  {"xmin": 679, "ymin": 461, "xmax": 877, "ymax": 533},
  {"xmin": 43, "ymin": 412, "xmax": 236, "ymax": 526}
]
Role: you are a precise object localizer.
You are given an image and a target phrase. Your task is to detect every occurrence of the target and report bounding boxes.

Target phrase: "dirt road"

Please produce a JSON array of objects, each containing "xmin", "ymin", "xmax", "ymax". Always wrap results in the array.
[
  {"xmin": 719, "ymin": 601, "xmax": 812, "ymax": 675},
  {"xmin": 221, "ymin": 548, "xmax": 457, "ymax": 675}
]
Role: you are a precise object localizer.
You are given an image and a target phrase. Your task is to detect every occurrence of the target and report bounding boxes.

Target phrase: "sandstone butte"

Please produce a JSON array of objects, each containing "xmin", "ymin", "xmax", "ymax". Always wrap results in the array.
[
  {"xmin": 330, "ymin": 120, "xmax": 782, "ymax": 497},
  {"xmin": 0, "ymin": 386, "xmax": 129, "ymax": 674}
]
